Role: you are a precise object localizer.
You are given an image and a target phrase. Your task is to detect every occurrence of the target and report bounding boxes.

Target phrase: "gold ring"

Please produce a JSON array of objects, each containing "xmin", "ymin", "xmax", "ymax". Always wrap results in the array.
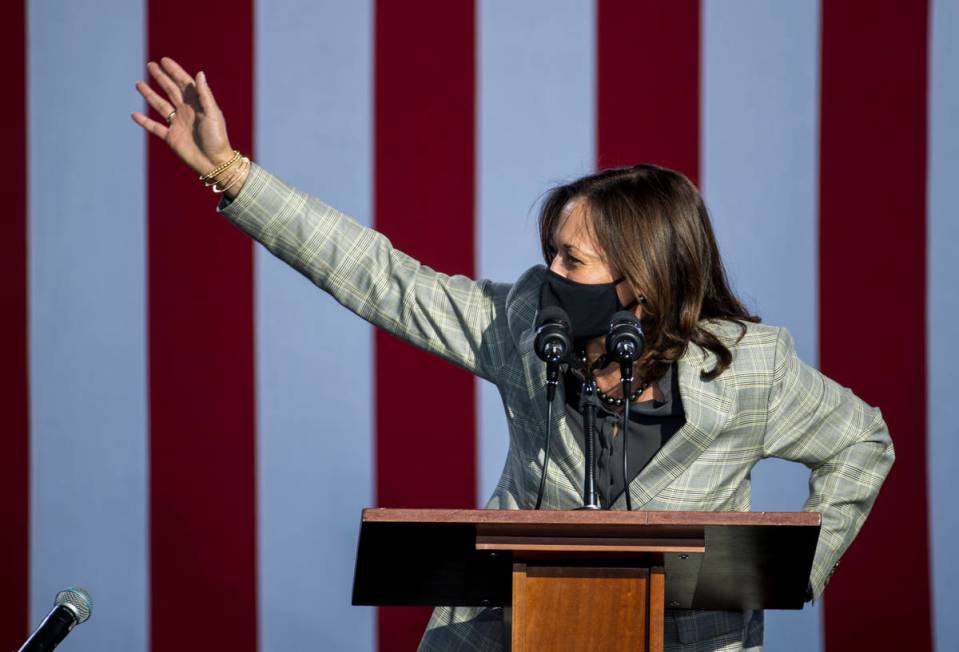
[{"xmin": 165, "ymin": 110, "xmax": 176, "ymax": 125}]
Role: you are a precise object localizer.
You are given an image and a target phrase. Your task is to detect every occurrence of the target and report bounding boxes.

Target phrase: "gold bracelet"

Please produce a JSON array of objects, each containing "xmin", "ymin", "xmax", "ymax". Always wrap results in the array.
[
  {"xmin": 213, "ymin": 157, "xmax": 251, "ymax": 194},
  {"xmin": 200, "ymin": 150, "xmax": 241, "ymax": 182},
  {"xmin": 214, "ymin": 158, "xmax": 250, "ymax": 194},
  {"xmin": 201, "ymin": 150, "xmax": 240, "ymax": 181},
  {"xmin": 215, "ymin": 156, "xmax": 249, "ymax": 190},
  {"xmin": 203, "ymin": 153, "xmax": 244, "ymax": 188}
]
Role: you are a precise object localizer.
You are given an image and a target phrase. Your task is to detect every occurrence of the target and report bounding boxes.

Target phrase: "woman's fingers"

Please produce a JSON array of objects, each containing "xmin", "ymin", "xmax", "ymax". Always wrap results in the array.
[
  {"xmin": 194, "ymin": 71, "xmax": 217, "ymax": 114},
  {"xmin": 135, "ymin": 80, "xmax": 175, "ymax": 119},
  {"xmin": 159, "ymin": 57, "xmax": 195, "ymax": 93},
  {"xmin": 131, "ymin": 111, "xmax": 169, "ymax": 140},
  {"xmin": 147, "ymin": 60, "xmax": 183, "ymax": 105}
]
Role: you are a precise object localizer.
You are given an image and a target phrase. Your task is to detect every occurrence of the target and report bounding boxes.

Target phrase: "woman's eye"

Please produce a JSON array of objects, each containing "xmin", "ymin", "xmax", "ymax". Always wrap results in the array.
[{"xmin": 565, "ymin": 255, "xmax": 581, "ymax": 267}]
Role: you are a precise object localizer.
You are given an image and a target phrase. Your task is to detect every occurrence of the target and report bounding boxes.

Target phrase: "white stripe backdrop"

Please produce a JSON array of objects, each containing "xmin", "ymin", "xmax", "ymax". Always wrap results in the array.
[
  {"xmin": 701, "ymin": 1, "xmax": 822, "ymax": 649},
  {"xmin": 476, "ymin": 0, "xmax": 596, "ymax": 506},
  {"xmin": 254, "ymin": 1, "xmax": 375, "ymax": 651},
  {"xmin": 28, "ymin": 1, "xmax": 149, "ymax": 651},
  {"xmin": 928, "ymin": 0, "xmax": 959, "ymax": 650}
]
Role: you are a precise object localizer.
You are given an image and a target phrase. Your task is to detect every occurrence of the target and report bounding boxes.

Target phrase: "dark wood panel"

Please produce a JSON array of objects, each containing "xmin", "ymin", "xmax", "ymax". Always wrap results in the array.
[
  {"xmin": 352, "ymin": 509, "xmax": 819, "ymax": 610},
  {"xmin": 353, "ymin": 522, "xmax": 512, "ymax": 607}
]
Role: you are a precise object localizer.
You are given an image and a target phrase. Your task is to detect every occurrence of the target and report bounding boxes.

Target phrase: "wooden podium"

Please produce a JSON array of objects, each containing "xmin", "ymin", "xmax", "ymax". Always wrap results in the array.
[{"xmin": 352, "ymin": 509, "xmax": 820, "ymax": 651}]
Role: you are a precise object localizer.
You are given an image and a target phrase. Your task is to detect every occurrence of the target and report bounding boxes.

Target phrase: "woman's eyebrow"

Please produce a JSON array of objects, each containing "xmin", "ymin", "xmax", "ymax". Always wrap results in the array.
[
  {"xmin": 550, "ymin": 234, "xmax": 597, "ymax": 259},
  {"xmin": 562, "ymin": 242, "xmax": 597, "ymax": 259}
]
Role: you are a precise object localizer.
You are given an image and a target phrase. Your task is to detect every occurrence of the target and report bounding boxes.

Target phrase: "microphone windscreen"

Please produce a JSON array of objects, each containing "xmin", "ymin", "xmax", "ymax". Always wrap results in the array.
[
  {"xmin": 609, "ymin": 310, "xmax": 641, "ymax": 327},
  {"xmin": 537, "ymin": 305, "xmax": 571, "ymax": 329}
]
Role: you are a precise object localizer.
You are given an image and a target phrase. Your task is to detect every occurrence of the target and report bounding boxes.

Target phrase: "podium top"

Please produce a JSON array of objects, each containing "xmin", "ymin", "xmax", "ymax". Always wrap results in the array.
[
  {"xmin": 353, "ymin": 509, "xmax": 821, "ymax": 611},
  {"xmin": 362, "ymin": 508, "xmax": 820, "ymax": 527}
]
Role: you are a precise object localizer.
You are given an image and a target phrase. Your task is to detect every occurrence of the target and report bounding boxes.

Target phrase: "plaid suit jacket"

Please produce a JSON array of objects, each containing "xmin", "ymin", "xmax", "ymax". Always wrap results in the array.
[{"xmin": 220, "ymin": 165, "xmax": 894, "ymax": 651}]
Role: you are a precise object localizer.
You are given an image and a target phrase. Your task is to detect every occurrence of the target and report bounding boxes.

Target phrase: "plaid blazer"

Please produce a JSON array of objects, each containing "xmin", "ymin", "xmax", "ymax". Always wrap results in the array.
[{"xmin": 220, "ymin": 165, "xmax": 894, "ymax": 651}]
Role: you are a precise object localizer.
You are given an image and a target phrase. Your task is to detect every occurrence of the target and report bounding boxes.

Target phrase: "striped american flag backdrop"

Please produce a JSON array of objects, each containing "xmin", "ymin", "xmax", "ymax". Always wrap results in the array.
[{"xmin": 2, "ymin": 1, "xmax": 957, "ymax": 651}]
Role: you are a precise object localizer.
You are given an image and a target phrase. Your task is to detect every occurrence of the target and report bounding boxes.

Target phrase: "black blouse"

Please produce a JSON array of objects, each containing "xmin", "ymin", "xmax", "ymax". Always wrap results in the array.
[{"xmin": 564, "ymin": 363, "xmax": 687, "ymax": 508}]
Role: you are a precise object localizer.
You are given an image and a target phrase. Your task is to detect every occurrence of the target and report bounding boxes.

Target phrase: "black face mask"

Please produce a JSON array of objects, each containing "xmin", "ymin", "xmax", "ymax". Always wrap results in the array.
[{"xmin": 539, "ymin": 270, "xmax": 638, "ymax": 339}]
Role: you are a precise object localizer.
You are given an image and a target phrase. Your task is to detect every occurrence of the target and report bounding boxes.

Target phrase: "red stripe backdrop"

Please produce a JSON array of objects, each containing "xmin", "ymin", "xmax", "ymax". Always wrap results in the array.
[
  {"xmin": 819, "ymin": 1, "xmax": 931, "ymax": 650},
  {"xmin": 374, "ymin": 1, "xmax": 476, "ymax": 650},
  {"xmin": 147, "ymin": 4, "xmax": 257, "ymax": 650},
  {"xmin": 597, "ymin": 0, "xmax": 701, "ymax": 183},
  {"xmin": 0, "ymin": 0, "xmax": 28, "ymax": 648}
]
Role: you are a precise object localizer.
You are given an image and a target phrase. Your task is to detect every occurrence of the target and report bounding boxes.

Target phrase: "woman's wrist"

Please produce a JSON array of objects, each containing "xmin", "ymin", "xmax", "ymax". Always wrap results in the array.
[
  {"xmin": 197, "ymin": 150, "xmax": 250, "ymax": 198},
  {"xmin": 222, "ymin": 165, "xmax": 251, "ymax": 200},
  {"xmin": 208, "ymin": 147, "xmax": 236, "ymax": 168},
  {"xmin": 193, "ymin": 147, "xmax": 235, "ymax": 177}
]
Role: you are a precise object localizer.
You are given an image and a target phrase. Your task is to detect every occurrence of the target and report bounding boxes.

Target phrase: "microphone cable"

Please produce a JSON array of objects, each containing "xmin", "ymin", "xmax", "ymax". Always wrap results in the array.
[
  {"xmin": 534, "ymin": 396, "xmax": 554, "ymax": 510},
  {"xmin": 606, "ymin": 309, "xmax": 645, "ymax": 511},
  {"xmin": 532, "ymin": 306, "xmax": 572, "ymax": 510},
  {"xmin": 621, "ymin": 374, "xmax": 633, "ymax": 511}
]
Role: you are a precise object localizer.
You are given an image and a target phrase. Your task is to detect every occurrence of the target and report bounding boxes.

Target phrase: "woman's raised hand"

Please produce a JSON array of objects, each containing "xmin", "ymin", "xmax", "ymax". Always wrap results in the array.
[{"xmin": 132, "ymin": 57, "xmax": 234, "ymax": 177}]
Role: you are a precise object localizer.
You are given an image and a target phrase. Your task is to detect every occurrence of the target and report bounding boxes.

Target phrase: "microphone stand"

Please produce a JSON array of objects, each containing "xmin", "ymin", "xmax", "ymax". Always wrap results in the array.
[
  {"xmin": 606, "ymin": 311, "xmax": 644, "ymax": 512},
  {"xmin": 535, "ymin": 351, "xmax": 563, "ymax": 510},
  {"xmin": 579, "ymin": 375, "xmax": 601, "ymax": 510}
]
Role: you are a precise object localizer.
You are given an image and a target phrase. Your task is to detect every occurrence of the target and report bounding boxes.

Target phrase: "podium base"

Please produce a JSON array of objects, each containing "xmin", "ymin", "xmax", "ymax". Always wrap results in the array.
[{"xmin": 509, "ymin": 563, "xmax": 665, "ymax": 652}]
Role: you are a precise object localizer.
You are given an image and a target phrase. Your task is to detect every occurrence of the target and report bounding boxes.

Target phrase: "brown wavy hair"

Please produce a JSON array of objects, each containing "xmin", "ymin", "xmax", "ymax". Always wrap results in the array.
[{"xmin": 538, "ymin": 163, "xmax": 759, "ymax": 382}]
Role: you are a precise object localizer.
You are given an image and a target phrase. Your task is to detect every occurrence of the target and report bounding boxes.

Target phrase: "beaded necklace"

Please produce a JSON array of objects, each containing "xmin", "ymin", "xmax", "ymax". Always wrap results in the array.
[
  {"xmin": 595, "ymin": 382, "xmax": 649, "ymax": 408},
  {"xmin": 572, "ymin": 351, "xmax": 649, "ymax": 408}
]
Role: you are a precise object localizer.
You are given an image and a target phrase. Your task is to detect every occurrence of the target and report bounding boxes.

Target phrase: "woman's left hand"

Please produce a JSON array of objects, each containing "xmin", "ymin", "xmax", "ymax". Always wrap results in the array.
[{"xmin": 131, "ymin": 57, "xmax": 235, "ymax": 177}]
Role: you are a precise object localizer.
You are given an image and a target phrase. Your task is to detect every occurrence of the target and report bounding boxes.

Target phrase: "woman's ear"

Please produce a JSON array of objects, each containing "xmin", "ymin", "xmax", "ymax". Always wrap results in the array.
[{"xmin": 616, "ymin": 281, "xmax": 644, "ymax": 311}]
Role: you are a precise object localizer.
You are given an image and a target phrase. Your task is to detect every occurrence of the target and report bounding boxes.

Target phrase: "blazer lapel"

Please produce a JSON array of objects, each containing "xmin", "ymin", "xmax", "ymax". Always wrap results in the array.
[{"xmin": 612, "ymin": 342, "xmax": 734, "ymax": 510}]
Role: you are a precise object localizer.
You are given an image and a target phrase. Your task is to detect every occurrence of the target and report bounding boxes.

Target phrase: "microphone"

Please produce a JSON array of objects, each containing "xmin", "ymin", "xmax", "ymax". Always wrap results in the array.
[
  {"xmin": 533, "ymin": 306, "xmax": 571, "ymax": 509},
  {"xmin": 605, "ymin": 310, "xmax": 645, "ymax": 385},
  {"xmin": 18, "ymin": 588, "xmax": 92, "ymax": 652},
  {"xmin": 534, "ymin": 306, "xmax": 572, "ymax": 402},
  {"xmin": 606, "ymin": 311, "xmax": 644, "ymax": 511}
]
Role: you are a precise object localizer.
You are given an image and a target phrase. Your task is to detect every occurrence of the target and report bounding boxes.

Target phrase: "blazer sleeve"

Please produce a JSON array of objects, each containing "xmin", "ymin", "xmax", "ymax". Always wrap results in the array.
[
  {"xmin": 217, "ymin": 163, "xmax": 510, "ymax": 382},
  {"xmin": 761, "ymin": 328, "xmax": 895, "ymax": 600}
]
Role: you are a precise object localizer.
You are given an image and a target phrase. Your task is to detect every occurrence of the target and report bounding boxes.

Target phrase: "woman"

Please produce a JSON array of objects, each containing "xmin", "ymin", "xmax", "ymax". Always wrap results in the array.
[{"xmin": 132, "ymin": 57, "xmax": 894, "ymax": 652}]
